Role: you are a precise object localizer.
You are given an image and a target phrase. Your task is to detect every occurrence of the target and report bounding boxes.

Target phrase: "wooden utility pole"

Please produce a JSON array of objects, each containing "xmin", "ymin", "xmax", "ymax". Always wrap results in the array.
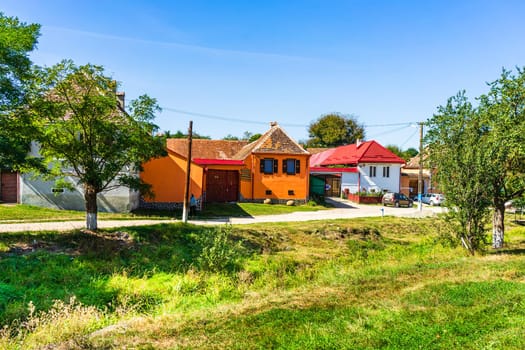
[
  {"xmin": 418, "ymin": 122, "xmax": 424, "ymax": 212},
  {"xmin": 182, "ymin": 121, "xmax": 193, "ymax": 223}
]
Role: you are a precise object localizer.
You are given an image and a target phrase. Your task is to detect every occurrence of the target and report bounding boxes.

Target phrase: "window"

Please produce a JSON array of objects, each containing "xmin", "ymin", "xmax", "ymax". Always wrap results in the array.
[
  {"xmin": 260, "ymin": 158, "xmax": 278, "ymax": 174},
  {"xmin": 369, "ymin": 166, "xmax": 377, "ymax": 177},
  {"xmin": 382, "ymin": 166, "xmax": 390, "ymax": 178},
  {"xmin": 283, "ymin": 158, "xmax": 301, "ymax": 175}
]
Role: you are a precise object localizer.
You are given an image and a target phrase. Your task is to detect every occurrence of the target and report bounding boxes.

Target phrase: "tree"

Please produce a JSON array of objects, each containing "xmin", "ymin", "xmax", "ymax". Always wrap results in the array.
[
  {"xmin": 386, "ymin": 145, "xmax": 419, "ymax": 161},
  {"xmin": 30, "ymin": 60, "xmax": 166, "ymax": 230},
  {"xmin": 477, "ymin": 68, "xmax": 525, "ymax": 249},
  {"xmin": 0, "ymin": 13, "xmax": 41, "ymax": 171},
  {"xmin": 426, "ymin": 92, "xmax": 494, "ymax": 254},
  {"xmin": 307, "ymin": 113, "xmax": 365, "ymax": 147}
]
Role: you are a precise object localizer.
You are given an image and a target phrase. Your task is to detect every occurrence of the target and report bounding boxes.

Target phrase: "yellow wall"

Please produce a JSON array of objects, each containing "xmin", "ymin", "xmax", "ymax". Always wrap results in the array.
[
  {"xmin": 241, "ymin": 154, "xmax": 310, "ymax": 201},
  {"xmin": 141, "ymin": 152, "xmax": 203, "ymax": 202}
]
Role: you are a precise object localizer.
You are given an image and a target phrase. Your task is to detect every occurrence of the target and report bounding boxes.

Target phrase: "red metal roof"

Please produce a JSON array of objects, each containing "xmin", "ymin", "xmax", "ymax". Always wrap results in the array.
[
  {"xmin": 314, "ymin": 140, "xmax": 405, "ymax": 166},
  {"xmin": 193, "ymin": 158, "xmax": 244, "ymax": 166},
  {"xmin": 310, "ymin": 167, "xmax": 357, "ymax": 173}
]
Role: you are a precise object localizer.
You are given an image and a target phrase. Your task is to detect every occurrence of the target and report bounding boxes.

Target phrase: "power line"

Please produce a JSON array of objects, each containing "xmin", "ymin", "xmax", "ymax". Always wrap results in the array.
[{"xmin": 160, "ymin": 106, "xmax": 418, "ymax": 129}]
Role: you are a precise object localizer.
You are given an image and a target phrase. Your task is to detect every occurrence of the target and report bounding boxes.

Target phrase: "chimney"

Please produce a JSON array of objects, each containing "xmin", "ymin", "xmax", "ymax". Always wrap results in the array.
[
  {"xmin": 270, "ymin": 121, "xmax": 278, "ymax": 127},
  {"xmin": 356, "ymin": 139, "xmax": 362, "ymax": 148},
  {"xmin": 117, "ymin": 92, "xmax": 125, "ymax": 109}
]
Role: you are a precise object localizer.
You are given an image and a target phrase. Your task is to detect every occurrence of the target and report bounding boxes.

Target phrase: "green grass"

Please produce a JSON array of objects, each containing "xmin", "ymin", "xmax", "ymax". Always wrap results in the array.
[
  {"xmin": 1, "ymin": 218, "xmax": 524, "ymax": 349},
  {"xmin": 0, "ymin": 202, "xmax": 329, "ymax": 223}
]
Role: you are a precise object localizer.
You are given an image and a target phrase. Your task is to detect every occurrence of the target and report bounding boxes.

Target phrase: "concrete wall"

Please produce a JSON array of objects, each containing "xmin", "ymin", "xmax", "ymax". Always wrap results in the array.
[{"xmin": 20, "ymin": 173, "xmax": 138, "ymax": 213}]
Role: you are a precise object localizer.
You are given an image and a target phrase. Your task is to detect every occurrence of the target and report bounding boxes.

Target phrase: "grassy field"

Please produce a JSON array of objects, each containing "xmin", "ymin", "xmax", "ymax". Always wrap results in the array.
[
  {"xmin": 0, "ymin": 201, "xmax": 328, "ymax": 223},
  {"xmin": 1, "ymin": 217, "xmax": 524, "ymax": 349}
]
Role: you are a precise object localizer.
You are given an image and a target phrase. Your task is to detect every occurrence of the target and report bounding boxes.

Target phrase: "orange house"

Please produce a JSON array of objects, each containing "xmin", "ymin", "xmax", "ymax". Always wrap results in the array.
[{"xmin": 140, "ymin": 122, "xmax": 311, "ymax": 208}]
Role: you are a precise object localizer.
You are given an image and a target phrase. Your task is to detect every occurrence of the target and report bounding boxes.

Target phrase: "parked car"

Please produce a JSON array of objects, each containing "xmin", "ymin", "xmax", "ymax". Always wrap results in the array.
[
  {"xmin": 414, "ymin": 193, "xmax": 445, "ymax": 206},
  {"xmin": 382, "ymin": 192, "xmax": 413, "ymax": 207}
]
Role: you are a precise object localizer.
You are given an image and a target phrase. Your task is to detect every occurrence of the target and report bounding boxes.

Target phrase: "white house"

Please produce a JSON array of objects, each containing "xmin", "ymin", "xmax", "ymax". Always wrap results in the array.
[{"xmin": 309, "ymin": 140, "xmax": 405, "ymax": 197}]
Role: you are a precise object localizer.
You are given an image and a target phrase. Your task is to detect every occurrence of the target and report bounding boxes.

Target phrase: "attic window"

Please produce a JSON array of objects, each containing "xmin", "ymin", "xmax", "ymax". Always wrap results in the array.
[{"xmin": 260, "ymin": 158, "xmax": 278, "ymax": 174}]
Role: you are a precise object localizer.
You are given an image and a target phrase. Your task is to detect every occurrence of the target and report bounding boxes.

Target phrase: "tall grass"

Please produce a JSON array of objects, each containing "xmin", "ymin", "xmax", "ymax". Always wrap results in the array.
[{"xmin": 1, "ymin": 218, "xmax": 524, "ymax": 349}]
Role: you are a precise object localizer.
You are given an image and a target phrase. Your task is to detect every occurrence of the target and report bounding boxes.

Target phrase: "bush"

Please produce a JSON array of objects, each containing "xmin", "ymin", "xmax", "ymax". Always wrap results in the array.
[{"xmin": 196, "ymin": 225, "xmax": 244, "ymax": 273}]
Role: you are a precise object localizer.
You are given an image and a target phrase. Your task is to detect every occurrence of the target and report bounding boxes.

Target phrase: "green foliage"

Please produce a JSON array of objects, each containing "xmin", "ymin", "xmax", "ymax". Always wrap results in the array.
[
  {"xmin": 307, "ymin": 112, "xmax": 365, "ymax": 147},
  {"xmin": 386, "ymin": 144, "xmax": 419, "ymax": 161},
  {"xmin": 426, "ymin": 91, "xmax": 492, "ymax": 254},
  {"xmin": 196, "ymin": 225, "xmax": 244, "ymax": 272},
  {"xmin": 426, "ymin": 68, "xmax": 525, "ymax": 251},
  {"xmin": 29, "ymin": 60, "xmax": 167, "ymax": 228},
  {"xmin": 0, "ymin": 12, "xmax": 42, "ymax": 171},
  {"xmin": 163, "ymin": 130, "xmax": 211, "ymax": 139},
  {"xmin": 1, "ymin": 218, "xmax": 525, "ymax": 348}
]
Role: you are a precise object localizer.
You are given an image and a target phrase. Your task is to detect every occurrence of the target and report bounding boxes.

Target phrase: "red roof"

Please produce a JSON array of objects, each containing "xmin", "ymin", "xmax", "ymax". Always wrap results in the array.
[
  {"xmin": 193, "ymin": 158, "xmax": 244, "ymax": 166},
  {"xmin": 310, "ymin": 167, "xmax": 357, "ymax": 173},
  {"xmin": 312, "ymin": 140, "xmax": 405, "ymax": 166}
]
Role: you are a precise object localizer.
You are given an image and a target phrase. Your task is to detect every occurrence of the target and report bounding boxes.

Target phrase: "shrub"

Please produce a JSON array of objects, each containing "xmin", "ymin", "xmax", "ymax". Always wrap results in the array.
[{"xmin": 196, "ymin": 225, "xmax": 244, "ymax": 273}]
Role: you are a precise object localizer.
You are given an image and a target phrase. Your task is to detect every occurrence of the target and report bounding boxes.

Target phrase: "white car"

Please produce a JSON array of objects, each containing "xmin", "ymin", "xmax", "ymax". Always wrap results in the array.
[{"xmin": 416, "ymin": 193, "xmax": 445, "ymax": 206}]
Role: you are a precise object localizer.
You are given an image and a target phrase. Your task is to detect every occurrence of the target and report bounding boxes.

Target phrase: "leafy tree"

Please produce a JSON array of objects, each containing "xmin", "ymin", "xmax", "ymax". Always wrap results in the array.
[
  {"xmin": 477, "ymin": 68, "xmax": 525, "ymax": 248},
  {"xmin": 29, "ymin": 60, "xmax": 166, "ymax": 230},
  {"xmin": 248, "ymin": 133, "xmax": 262, "ymax": 142},
  {"xmin": 426, "ymin": 92, "xmax": 493, "ymax": 254},
  {"xmin": 0, "ymin": 13, "xmax": 41, "ymax": 171},
  {"xmin": 307, "ymin": 113, "xmax": 365, "ymax": 147},
  {"xmin": 222, "ymin": 134, "xmax": 239, "ymax": 140},
  {"xmin": 386, "ymin": 145, "xmax": 419, "ymax": 161},
  {"xmin": 426, "ymin": 68, "xmax": 525, "ymax": 253},
  {"xmin": 164, "ymin": 130, "xmax": 210, "ymax": 139}
]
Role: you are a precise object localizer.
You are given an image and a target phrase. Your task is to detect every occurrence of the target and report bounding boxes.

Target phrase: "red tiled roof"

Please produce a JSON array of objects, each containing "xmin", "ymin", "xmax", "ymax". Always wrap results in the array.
[
  {"xmin": 233, "ymin": 123, "xmax": 309, "ymax": 160},
  {"xmin": 193, "ymin": 158, "xmax": 244, "ymax": 166},
  {"xmin": 312, "ymin": 140, "xmax": 405, "ymax": 166},
  {"xmin": 167, "ymin": 139, "xmax": 248, "ymax": 160}
]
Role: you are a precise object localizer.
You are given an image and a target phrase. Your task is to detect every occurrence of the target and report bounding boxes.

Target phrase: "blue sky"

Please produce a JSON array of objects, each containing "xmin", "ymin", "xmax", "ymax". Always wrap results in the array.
[{"xmin": 3, "ymin": 0, "xmax": 525, "ymax": 149}]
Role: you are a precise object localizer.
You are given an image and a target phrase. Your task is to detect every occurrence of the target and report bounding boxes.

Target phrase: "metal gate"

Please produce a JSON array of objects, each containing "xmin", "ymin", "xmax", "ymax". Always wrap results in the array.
[{"xmin": 205, "ymin": 170, "xmax": 239, "ymax": 202}]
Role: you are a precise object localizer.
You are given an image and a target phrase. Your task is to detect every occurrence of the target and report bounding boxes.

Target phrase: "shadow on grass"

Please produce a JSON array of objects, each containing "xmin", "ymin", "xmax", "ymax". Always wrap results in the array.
[
  {"xmin": 0, "ymin": 223, "xmax": 261, "ymax": 324},
  {"xmin": 132, "ymin": 202, "xmax": 253, "ymax": 220}
]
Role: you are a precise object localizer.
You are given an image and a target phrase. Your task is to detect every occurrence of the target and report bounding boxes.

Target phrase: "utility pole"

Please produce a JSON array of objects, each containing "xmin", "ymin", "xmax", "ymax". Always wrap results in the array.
[
  {"xmin": 182, "ymin": 121, "xmax": 193, "ymax": 223},
  {"xmin": 418, "ymin": 122, "xmax": 424, "ymax": 212}
]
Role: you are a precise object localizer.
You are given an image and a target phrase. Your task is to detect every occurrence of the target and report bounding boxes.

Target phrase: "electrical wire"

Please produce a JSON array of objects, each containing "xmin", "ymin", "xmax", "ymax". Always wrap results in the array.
[{"xmin": 161, "ymin": 106, "xmax": 418, "ymax": 129}]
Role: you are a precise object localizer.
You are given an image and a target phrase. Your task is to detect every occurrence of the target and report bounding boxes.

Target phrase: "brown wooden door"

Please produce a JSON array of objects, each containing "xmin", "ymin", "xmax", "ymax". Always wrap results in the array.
[
  {"xmin": 1, "ymin": 171, "xmax": 19, "ymax": 203},
  {"xmin": 205, "ymin": 170, "xmax": 239, "ymax": 202}
]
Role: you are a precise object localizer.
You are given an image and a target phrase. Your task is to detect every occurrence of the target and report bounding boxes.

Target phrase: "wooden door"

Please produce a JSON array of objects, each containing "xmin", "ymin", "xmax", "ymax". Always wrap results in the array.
[
  {"xmin": 205, "ymin": 170, "xmax": 239, "ymax": 202},
  {"xmin": 1, "ymin": 171, "xmax": 19, "ymax": 203}
]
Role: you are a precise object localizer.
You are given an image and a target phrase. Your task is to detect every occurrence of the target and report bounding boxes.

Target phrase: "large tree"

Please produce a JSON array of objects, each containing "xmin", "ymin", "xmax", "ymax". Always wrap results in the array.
[
  {"xmin": 307, "ymin": 113, "xmax": 365, "ymax": 147},
  {"xmin": 0, "ymin": 13, "xmax": 41, "ymax": 170},
  {"xmin": 425, "ymin": 92, "xmax": 493, "ymax": 254},
  {"xmin": 477, "ymin": 68, "xmax": 525, "ymax": 249},
  {"xmin": 30, "ymin": 60, "xmax": 166, "ymax": 230},
  {"xmin": 426, "ymin": 68, "xmax": 525, "ymax": 252}
]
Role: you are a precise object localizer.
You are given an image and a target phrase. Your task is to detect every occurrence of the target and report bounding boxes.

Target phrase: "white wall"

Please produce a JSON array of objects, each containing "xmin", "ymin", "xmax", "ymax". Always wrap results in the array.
[
  {"xmin": 357, "ymin": 163, "xmax": 401, "ymax": 193},
  {"xmin": 341, "ymin": 172, "xmax": 359, "ymax": 193},
  {"xmin": 20, "ymin": 173, "xmax": 138, "ymax": 213}
]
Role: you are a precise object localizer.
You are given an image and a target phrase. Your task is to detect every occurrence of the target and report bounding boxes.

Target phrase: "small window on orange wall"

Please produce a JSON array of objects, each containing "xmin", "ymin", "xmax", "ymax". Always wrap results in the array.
[
  {"xmin": 283, "ymin": 159, "xmax": 300, "ymax": 175},
  {"xmin": 260, "ymin": 158, "xmax": 278, "ymax": 174}
]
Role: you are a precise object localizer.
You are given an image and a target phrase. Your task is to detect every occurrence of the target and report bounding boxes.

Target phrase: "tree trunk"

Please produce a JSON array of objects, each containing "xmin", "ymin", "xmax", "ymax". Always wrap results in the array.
[
  {"xmin": 492, "ymin": 201, "xmax": 505, "ymax": 249},
  {"xmin": 84, "ymin": 184, "xmax": 98, "ymax": 231}
]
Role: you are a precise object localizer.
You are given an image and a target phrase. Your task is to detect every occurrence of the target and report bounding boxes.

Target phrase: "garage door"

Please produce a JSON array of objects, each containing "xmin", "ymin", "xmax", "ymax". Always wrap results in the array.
[{"xmin": 205, "ymin": 170, "xmax": 239, "ymax": 203}]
